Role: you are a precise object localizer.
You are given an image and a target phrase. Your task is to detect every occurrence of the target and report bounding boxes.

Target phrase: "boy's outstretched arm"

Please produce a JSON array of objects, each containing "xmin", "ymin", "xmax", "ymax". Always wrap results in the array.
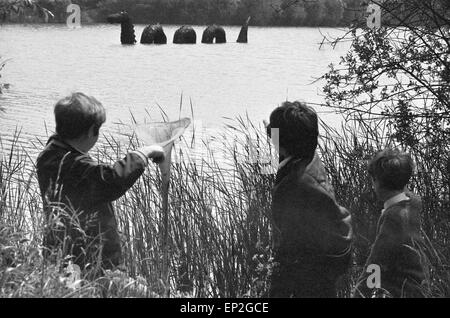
[{"xmin": 70, "ymin": 145, "xmax": 165, "ymax": 205}]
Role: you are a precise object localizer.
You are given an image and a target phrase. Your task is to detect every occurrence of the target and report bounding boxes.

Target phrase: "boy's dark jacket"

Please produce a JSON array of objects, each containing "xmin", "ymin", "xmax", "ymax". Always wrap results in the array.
[
  {"xmin": 354, "ymin": 192, "xmax": 427, "ymax": 298},
  {"xmin": 36, "ymin": 134, "xmax": 147, "ymax": 269},
  {"xmin": 270, "ymin": 153, "xmax": 353, "ymax": 298}
]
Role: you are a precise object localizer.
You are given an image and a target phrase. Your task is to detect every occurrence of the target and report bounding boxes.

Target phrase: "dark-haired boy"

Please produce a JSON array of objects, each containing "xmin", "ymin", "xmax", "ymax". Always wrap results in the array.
[
  {"xmin": 354, "ymin": 149, "xmax": 427, "ymax": 298},
  {"xmin": 267, "ymin": 101, "xmax": 353, "ymax": 298},
  {"xmin": 37, "ymin": 92, "xmax": 165, "ymax": 271}
]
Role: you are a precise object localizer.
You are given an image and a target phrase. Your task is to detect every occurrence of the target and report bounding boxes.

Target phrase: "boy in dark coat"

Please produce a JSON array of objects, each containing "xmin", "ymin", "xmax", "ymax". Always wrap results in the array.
[
  {"xmin": 267, "ymin": 101, "xmax": 353, "ymax": 298},
  {"xmin": 37, "ymin": 92, "xmax": 165, "ymax": 272},
  {"xmin": 354, "ymin": 149, "xmax": 427, "ymax": 298}
]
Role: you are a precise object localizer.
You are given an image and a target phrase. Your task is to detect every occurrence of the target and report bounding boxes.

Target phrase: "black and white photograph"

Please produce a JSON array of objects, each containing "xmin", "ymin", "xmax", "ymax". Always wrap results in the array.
[{"xmin": 0, "ymin": 0, "xmax": 449, "ymax": 303}]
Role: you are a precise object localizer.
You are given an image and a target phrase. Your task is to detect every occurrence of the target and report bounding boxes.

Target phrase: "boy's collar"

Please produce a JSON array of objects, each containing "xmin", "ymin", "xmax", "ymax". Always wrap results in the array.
[
  {"xmin": 69, "ymin": 143, "xmax": 87, "ymax": 155},
  {"xmin": 275, "ymin": 156, "xmax": 312, "ymax": 185},
  {"xmin": 382, "ymin": 192, "xmax": 410, "ymax": 214},
  {"xmin": 47, "ymin": 134, "xmax": 86, "ymax": 155},
  {"xmin": 278, "ymin": 156, "xmax": 293, "ymax": 170}
]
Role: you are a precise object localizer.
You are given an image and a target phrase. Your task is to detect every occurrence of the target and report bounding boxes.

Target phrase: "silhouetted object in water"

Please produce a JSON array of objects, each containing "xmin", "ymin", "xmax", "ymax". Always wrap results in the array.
[
  {"xmin": 173, "ymin": 26, "xmax": 197, "ymax": 44},
  {"xmin": 201, "ymin": 25, "xmax": 226, "ymax": 44},
  {"xmin": 237, "ymin": 16, "xmax": 251, "ymax": 43},
  {"xmin": 141, "ymin": 23, "xmax": 167, "ymax": 44},
  {"xmin": 106, "ymin": 11, "xmax": 136, "ymax": 45}
]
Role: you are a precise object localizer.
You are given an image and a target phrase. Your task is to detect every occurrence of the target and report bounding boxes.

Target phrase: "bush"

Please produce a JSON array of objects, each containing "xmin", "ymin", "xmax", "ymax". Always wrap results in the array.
[{"xmin": 321, "ymin": 0, "xmax": 450, "ymax": 297}]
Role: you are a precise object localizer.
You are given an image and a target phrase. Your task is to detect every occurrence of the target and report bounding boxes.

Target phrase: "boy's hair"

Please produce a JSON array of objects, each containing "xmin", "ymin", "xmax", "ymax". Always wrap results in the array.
[
  {"xmin": 368, "ymin": 149, "xmax": 414, "ymax": 191},
  {"xmin": 54, "ymin": 92, "xmax": 106, "ymax": 139},
  {"xmin": 267, "ymin": 101, "xmax": 319, "ymax": 160}
]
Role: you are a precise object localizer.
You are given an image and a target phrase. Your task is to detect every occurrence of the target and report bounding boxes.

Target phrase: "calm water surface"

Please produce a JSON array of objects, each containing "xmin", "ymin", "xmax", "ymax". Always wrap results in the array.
[{"xmin": 0, "ymin": 24, "xmax": 349, "ymax": 154}]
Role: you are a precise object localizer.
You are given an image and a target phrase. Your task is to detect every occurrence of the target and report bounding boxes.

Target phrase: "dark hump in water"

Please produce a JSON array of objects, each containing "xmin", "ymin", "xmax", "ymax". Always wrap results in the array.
[
  {"xmin": 201, "ymin": 25, "xmax": 226, "ymax": 44},
  {"xmin": 237, "ymin": 16, "xmax": 251, "ymax": 43},
  {"xmin": 173, "ymin": 26, "xmax": 197, "ymax": 44},
  {"xmin": 141, "ymin": 24, "xmax": 167, "ymax": 44}
]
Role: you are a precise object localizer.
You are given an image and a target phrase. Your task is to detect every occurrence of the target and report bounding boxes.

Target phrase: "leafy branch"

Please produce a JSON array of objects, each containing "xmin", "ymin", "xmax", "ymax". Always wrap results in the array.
[
  {"xmin": 0, "ymin": 0, "xmax": 54, "ymax": 22},
  {"xmin": 322, "ymin": 0, "xmax": 450, "ymax": 148}
]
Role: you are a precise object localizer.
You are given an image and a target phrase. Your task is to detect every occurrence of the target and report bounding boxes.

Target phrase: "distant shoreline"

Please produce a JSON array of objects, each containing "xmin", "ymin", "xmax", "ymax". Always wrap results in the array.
[{"xmin": 0, "ymin": 21, "xmax": 348, "ymax": 28}]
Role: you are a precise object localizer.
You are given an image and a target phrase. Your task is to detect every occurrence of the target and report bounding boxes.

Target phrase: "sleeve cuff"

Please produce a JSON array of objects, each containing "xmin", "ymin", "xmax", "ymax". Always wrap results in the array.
[{"xmin": 130, "ymin": 150, "xmax": 149, "ymax": 165}]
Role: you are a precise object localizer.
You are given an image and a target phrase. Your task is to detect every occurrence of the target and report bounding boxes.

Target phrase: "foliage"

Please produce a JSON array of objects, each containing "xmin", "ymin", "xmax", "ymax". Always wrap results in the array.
[
  {"xmin": 91, "ymin": 0, "xmax": 361, "ymax": 26},
  {"xmin": 322, "ymin": 0, "xmax": 450, "ymax": 296},
  {"xmin": 0, "ymin": 0, "xmax": 368, "ymax": 26},
  {"xmin": 0, "ymin": 0, "xmax": 54, "ymax": 22},
  {"xmin": 323, "ymin": 0, "xmax": 450, "ymax": 144}
]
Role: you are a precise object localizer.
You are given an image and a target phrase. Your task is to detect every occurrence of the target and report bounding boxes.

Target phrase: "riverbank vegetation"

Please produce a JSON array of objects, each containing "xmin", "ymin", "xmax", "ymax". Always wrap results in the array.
[
  {"xmin": 322, "ymin": 0, "xmax": 450, "ymax": 297},
  {"xmin": 5, "ymin": 0, "xmax": 447, "ymax": 27},
  {"xmin": 1, "ymin": 114, "xmax": 449, "ymax": 297},
  {"xmin": 1, "ymin": 0, "xmax": 367, "ymax": 27}
]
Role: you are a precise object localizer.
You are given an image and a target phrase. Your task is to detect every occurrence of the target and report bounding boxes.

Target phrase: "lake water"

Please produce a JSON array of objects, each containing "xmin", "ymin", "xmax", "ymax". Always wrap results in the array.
[{"xmin": 0, "ymin": 24, "xmax": 349, "ymax": 154}]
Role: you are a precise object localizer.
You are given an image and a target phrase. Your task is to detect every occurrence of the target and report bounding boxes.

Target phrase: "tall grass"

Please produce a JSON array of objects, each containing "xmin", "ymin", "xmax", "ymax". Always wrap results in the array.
[{"xmin": 1, "ymin": 115, "xmax": 449, "ymax": 297}]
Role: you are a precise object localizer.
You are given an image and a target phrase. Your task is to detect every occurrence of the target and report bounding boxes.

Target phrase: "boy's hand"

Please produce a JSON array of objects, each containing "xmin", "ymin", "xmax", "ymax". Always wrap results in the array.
[
  {"xmin": 139, "ymin": 145, "xmax": 165, "ymax": 164},
  {"xmin": 148, "ymin": 145, "xmax": 166, "ymax": 163}
]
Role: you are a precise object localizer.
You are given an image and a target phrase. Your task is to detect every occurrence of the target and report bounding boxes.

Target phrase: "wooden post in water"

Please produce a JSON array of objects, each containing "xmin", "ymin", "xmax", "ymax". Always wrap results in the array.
[{"xmin": 237, "ymin": 16, "xmax": 251, "ymax": 43}]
